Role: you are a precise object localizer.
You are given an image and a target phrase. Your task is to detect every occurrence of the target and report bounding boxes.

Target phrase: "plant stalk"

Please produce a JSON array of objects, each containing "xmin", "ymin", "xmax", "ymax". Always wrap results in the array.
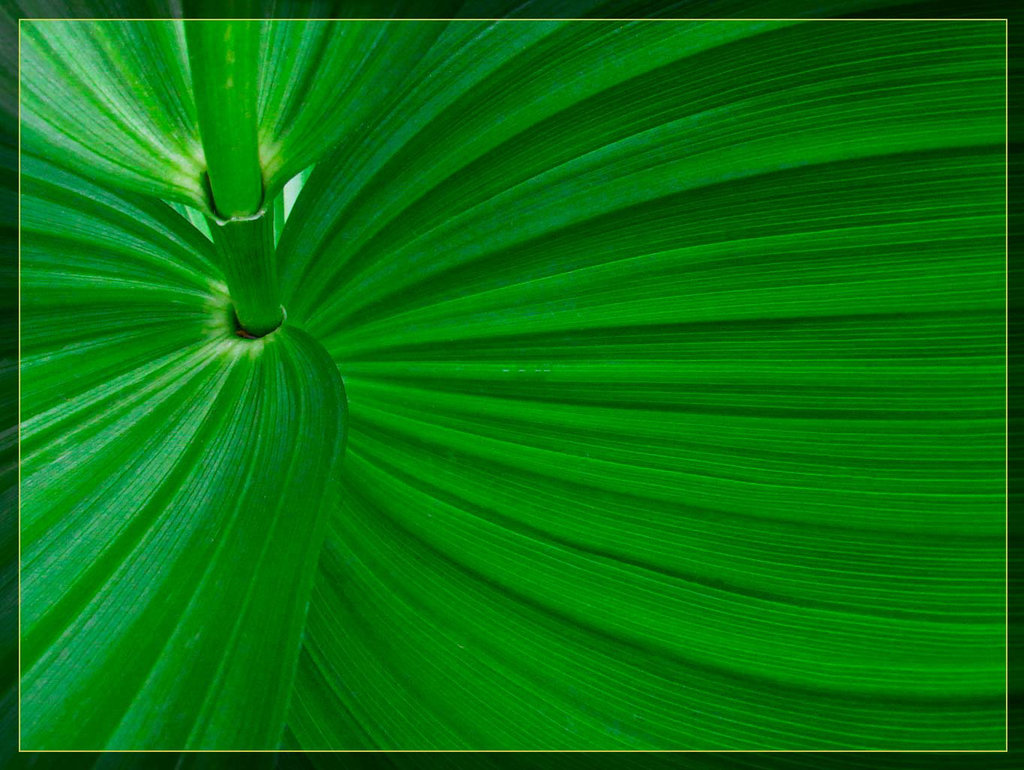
[
  {"xmin": 210, "ymin": 213, "xmax": 283, "ymax": 337},
  {"xmin": 186, "ymin": 13, "xmax": 281, "ymax": 336},
  {"xmin": 185, "ymin": 18, "xmax": 263, "ymax": 218}
]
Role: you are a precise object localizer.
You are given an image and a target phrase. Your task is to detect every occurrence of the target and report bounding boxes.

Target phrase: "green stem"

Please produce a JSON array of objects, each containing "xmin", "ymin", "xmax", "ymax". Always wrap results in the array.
[
  {"xmin": 185, "ymin": 18, "xmax": 263, "ymax": 218},
  {"xmin": 211, "ymin": 214, "xmax": 283, "ymax": 338},
  {"xmin": 186, "ymin": 13, "xmax": 281, "ymax": 336}
]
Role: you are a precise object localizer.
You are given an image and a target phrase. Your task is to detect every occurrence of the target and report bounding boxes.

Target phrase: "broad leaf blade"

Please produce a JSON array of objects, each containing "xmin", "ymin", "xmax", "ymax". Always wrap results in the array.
[
  {"xmin": 256, "ymin": 12, "xmax": 453, "ymax": 191},
  {"xmin": 19, "ymin": 14, "xmax": 447, "ymax": 213},
  {"xmin": 20, "ymin": 20, "xmax": 204, "ymax": 206},
  {"xmin": 19, "ymin": 156, "xmax": 346, "ymax": 750},
  {"xmin": 12, "ymin": 8, "xmax": 1009, "ymax": 755},
  {"xmin": 283, "ymin": 19, "xmax": 1006, "ymax": 749}
]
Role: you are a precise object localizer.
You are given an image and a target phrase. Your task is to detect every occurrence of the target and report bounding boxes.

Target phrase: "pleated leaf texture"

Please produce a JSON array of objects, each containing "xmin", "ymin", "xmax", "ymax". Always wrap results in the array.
[{"xmin": 18, "ymin": 14, "xmax": 1006, "ymax": 751}]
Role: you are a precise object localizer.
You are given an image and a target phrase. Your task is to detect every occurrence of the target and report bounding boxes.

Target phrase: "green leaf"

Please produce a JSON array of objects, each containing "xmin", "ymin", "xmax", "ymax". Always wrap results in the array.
[
  {"xmin": 20, "ymin": 20, "xmax": 205, "ymax": 206},
  {"xmin": 19, "ymin": 156, "xmax": 346, "ymax": 749},
  {"xmin": 14, "ymin": 10, "xmax": 1008, "ymax": 755},
  {"xmin": 254, "ymin": 13, "xmax": 453, "ymax": 189},
  {"xmin": 281, "ymin": 19, "xmax": 1006, "ymax": 749},
  {"xmin": 19, "ymin": 13, "xmax": 454, "ymax": 215}
]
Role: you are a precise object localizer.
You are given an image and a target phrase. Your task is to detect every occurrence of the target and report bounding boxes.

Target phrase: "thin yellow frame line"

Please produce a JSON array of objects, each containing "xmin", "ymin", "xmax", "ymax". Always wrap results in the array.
[
  {"xmin": 16, "ymin": 14, "xmax": 22, "ymax": 758},
  {"xmin": 14, "ymin": 15, "xmax": 1007, "ymax": 753},
  {"xmin": 22, "ymin": 750, "xmax": 1017, "ymax": 754},
  {"xmin": 17, "ymin": 16, "xmax": 1011, "ymax": 20}
]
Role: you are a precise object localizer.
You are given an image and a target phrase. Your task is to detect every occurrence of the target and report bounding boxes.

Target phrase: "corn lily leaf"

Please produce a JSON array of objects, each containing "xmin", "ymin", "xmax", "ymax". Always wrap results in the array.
[
  {"xmin": 281, "ymin": 19, "xmax": 1007, "ymax": 749},
  {"xmin": 12, "ymin": 7, "xmax": 1009, "ymax": 756},
  {"xmin": 19, "ymin": 155, "xmax": 347, "ymax": 749},
  {"xmin": 20, "ymin": 20, "xmax": 205, "ymax": 206},
  {"xmin": 19, "ymin": 7, "xmax": 452, "ymax": 214}
]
